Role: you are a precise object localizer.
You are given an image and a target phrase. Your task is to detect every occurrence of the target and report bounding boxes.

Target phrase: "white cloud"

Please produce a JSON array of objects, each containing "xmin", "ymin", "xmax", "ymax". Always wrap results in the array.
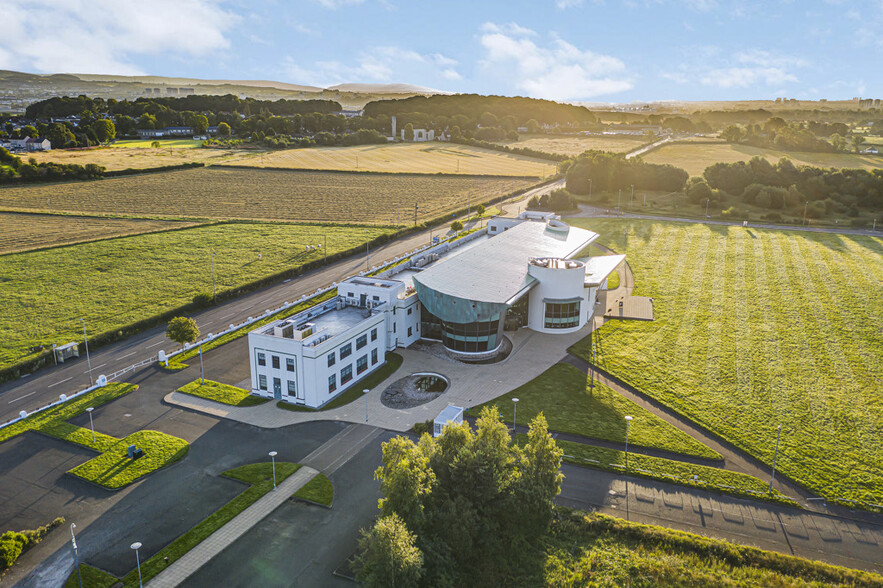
[
  {"xmin": 311, "ymin": 0, "xmax": 366, "ymax": 7},
  {"xmin": 478, "ymin": 22, "xmax": 632, "ymax": 100},
  {"xmin": 284, "ymin": 46, "xmax": 459, "ymax": 86},
  {"xmin": 661, "ymin": 49, "xmax": 808, "ymax": 90},
  {"xmin": 0, "ymin": 0, "xmax": 236, "ymax": 75},
  {"xmin": 701, "ymin": 67, "xmax": 798, "ymax": 88},
  {"xmin": 555, "ymin": 0, "xmax": 583, "ymax": 8}
]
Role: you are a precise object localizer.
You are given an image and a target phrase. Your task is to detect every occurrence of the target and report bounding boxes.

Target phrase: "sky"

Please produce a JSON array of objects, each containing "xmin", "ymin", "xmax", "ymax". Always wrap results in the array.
[{"xmin": 1, "ymin": 0, "xmax": 881, "ymax": 103}]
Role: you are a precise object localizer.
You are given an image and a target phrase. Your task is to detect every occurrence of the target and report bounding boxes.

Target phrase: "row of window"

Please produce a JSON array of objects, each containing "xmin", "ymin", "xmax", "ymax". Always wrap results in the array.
[
  {"xmin": 257, "ymin": 352, "xmax": 295, "ymax": 372},
  {"xmin": 544, "ymin": 301, "xmax": 581, "ymax": 329},
  {"xmin": 328, "ymin": 348, "xmax": 379, "ymax": 393},
  {"xmin": 328, "ymin": 328, "xmax": 378, "ymax": 367},
  {"xmin": 257, "ymin": 375, "xmax": 297, "ymax": 395}
]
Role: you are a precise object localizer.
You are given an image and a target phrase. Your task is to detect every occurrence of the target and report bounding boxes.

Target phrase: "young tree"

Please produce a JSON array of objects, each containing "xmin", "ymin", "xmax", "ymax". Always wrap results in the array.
[
  {"xmin": 217, "ymin": 122, "xmax": 232, "ymax": 136},
  {"xmin": 356, "ymin": 513, "xmax": 424, "ymax": 588},
  {"xmin": 166, "ymin": 317, "xmax": 200, "ymax": 349},
  {"xmin": 851, "ymin": 135, "xmax": 866, "ymax": 153},
  {"xmin": 474, "ymin": 204, "xmax": 485, "ymax": 217},
  {"xmin": 450, "ymin": 220, "xmax": 463, "ymax": 232},
  {"xmin": 404, "ymin": 123, "xmax": 414, "ymax": 141}
]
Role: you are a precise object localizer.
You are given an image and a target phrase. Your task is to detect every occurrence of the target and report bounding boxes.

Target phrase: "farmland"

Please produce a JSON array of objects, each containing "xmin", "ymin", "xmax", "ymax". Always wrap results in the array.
[
  {"xmin": 0, "ymin": 223, "xmax": 390, "ymax": 369},
  {"xmin": 642, "ymin": 142, "xmax": 882, "ymax": 176},
  {"xmin": 22, "ymin": 144, "xmax": 257, "ymax": 171},
  {"xmin": 494, "ymin": 133, "xmax": 650, "ymax": 156},
  {"xmin": 0, "ymin": 167, "xmax": 537, "ymax": 224},
  {"xmin": 226, "ymin": 142, "xmax": 558, "ymax": 176},
  {"xmin": 567, "ymin": 218, "xmax": 883, "ymax": 506},
  {"xmin": 0, "ymin": 212, "xmax": 201, "ymax": 254}
]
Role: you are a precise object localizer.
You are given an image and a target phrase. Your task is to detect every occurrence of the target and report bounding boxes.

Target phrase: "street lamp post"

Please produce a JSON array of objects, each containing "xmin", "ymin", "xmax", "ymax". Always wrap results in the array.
[
  {"xmin": 365, "ymin": 230, "xmax": 370, "ymax": 271},
  {"xmin": 70, "ymin": 524, "xmax": 82, "ymax": 588},
  {"xmin": 78, "ymin": 319, "xmax": 93, "ymax": 386},
  {"xmin": 705, "ymin": 198, "xmax": 710, "ymax": 218},
  {"xmin": 618, "ymin": 189, "xmax": 622, "ymax": 212},
  {"xmin": 364, "ymin": 389, "xmax": 369, "ymax": 422},
  {"xmin": 86, "ymin": 407, "xmax": 95, "ymax": 444},
  {"xmin": 630, "ymin": 184, "xmax": 634, "ymax": 208},
  {"xmin": 211, "ymin": 251, "xmax": 216, "ymax": 301},
  {"xmin": 199, "ymin": 345, "xmax": 204, "ymax": 384},
  {"xmin": 269, "ymin": 451, "xmax": 278, "ymax": 489},
  {"xmin": 131, "ymin": 542, "xmax": 143, "ymax": 588},
  {"xmin": 512, "ymin": 397, "xmax": 519, "ymax": 436},
  {"xmin": 769, "ymin": 424, "xmax": 782, "ymax": 492},
  {"xmin": 624, "ymin": 415, "xmax": 634, "ymax": 471},
  {"xmin": 803, "ymin": 201, "xmax": 808, "ymax": 226}
]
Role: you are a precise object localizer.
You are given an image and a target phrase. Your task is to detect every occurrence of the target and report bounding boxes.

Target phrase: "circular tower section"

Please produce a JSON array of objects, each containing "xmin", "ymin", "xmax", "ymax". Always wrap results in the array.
[{"xmin": 526, "ymin": 257, "xmax": 588, "ymax": 334}]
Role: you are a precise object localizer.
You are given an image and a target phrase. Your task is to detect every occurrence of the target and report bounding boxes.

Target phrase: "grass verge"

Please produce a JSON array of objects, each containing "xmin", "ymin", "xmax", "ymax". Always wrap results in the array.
[
  {"xmin": 546, "ymin": 436, "xmax": 797, "ymax": 507},
  {"xmin": 68, "ymin": 430, "xmax": 189, "ymax": 490},
  {"xmin": 0, "ymin": 383, "xmax": 137, "ymax": 445},
  {"xmin": 165, "ymin": 289, "xmax": 338, "ymax": 370},
  {"xmin": 176, "ymin": 379, "xmax": 269, "ymax": 407},
  {"xmin": 63, "ymin": 564, "xmax": 118, "ymax": 588},
  {"xmin": 542, "ymin": 508, "xmax": 883, "ymax": 587},
  {"xmin": 276, "ymin": 352, "xmax": 403, "ymax": 412},
  {"xmin": 293, "ymin": 473, "xmax": 333, "ymax": 507},
  {"xmin": 470, "ymin": 364, "xmax": 719, "ymax": 460},
  {"xmin": 118, "ymin": 462, "xmax": 301, "ymax": 586}
]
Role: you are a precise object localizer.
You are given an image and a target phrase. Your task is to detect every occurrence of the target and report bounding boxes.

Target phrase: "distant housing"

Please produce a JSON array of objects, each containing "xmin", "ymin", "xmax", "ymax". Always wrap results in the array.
[
  {"xmin": 136, "ymin": 126, "xmax": 218, "ymax": 139},
  {"xmin": 0, "ymin": 136, "xmax": 51, "ymax": 152}
]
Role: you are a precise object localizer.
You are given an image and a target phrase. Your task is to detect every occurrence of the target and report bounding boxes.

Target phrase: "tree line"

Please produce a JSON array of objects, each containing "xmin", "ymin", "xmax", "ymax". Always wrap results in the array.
[
  {"xmin": 720, "ymin": 117, "xmax": 865, "ymax": 153},
  {"xmin": 0, "ymin": 147, "xmax": 104, "ymax": 183},
  {"xmin": 564, "ymin": 150, "xmax": 689, "ymax": 196}
]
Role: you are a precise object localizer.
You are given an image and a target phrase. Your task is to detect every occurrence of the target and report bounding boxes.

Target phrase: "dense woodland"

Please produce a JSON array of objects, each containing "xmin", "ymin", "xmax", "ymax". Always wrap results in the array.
[{"xmin": 564, "ymin": 151, "xmax": 689, "ymax": 195}]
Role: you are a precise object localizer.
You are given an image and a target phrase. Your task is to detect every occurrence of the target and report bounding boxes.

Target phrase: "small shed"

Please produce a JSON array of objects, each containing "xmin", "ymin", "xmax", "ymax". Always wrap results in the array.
[
  {"xmin": 54, "ymin": 342, "xmax": 80, "ymax": 363},
  {"xmin": 433, "ymin": 405, "xmax": 464, "ymax": 437}
]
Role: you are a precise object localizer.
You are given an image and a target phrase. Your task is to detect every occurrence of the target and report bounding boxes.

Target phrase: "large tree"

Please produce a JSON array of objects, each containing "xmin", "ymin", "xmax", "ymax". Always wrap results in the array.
[
  {"xmin": 361, "ymin": 408, "xmax": 563, "ymax": 586},
  {"xmin": 91, "ymin": 119, "xmax": 116, "ymax": 143},
  {"xmin": 356, "ymin": 513, "xmax": 424, "ymax": 588},
  {"xmin": 166, "ymin": 316, "xmax": 200, "ymax": 349}
]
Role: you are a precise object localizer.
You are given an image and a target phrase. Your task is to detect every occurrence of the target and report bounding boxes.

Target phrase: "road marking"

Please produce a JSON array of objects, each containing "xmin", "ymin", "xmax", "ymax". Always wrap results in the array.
[
  {"xmin": 118, "ymin": 351, "xmax": 136, "ymax": 359},
  {"xmin": 7, "ymin": 391, "xmax": 37, "ymax": 404},
  {"xmin": 219, "ymin": 313, "xmax": 237, "ymax": 320},
  {"xmin": 146, "ymin": 342, "xmax": 163, "ymax": 349},
  {"xmin": 48, "ymin": 377, "xmax": 73, "ymax": 388},
  {"xmin": 85, "ymin": 363, "xmax": 106, "ymax": 374}
]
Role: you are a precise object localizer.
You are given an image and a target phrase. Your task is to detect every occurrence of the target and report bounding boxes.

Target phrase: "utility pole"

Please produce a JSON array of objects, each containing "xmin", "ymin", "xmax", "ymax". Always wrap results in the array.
[
  {"xmin": 70, "ymin": 524, "xmax": 82, "ymax": 588},
  {"xmin": 588, "ymin": 178, "xmax": 593, "ymax": 202},
  {"xmin": 414, "ymin": 203, "xmax": 418, "ymax": 227},
  {"xmin": 324, "ymin": 234, "xmax": 327, "ymax": 263},
  {"xmin": 618, "ymin": 189, "xmax": 622, "ymax": 212},
  {"xmin": 79, "ymin": 319, "xmax": 92, "ymax": 386},
  {"xmin": 803, "ymin": 201, "xmax": 808, "ymax": 226},
  {"xmin": 211, "ymin": 251, "xmax": 216, "ymax": 301},
  {"xmin": 630, "ymin": 184, "xmax": 634, "ymax": 207},
  {"xmin": 705, "ymin": 198, "xmax": 710, "ymax": 218},
  {"xmin": 365, "ymin": 230, "xmax": 370, "ymax": 271}
]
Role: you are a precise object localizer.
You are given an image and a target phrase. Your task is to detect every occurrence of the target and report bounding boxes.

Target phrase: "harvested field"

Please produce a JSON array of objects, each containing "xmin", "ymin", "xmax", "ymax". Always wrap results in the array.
[
  {"xmin": 0, "ymin": 167, "xmax": 537, "ymax": 224},
  {"xmin": 228, "ymin": 142, "xmax": 558, "ymax": 176},
  {"xmin": 642, "ymin": 142, "xmax": 883, "ymax": 176},
  {"xmin": 568, "ymin": 219, "xmax": 883, "ymax": 507},
  {"xmin": 494, "ymin": 133, "xmax": 649, "ymax": 156},
  {"xmin": 0, "ymin": 212, "xmax": 201, "ymax": 254},
  {"xmin": 24, "ymin": 145, "xmax": 258, "ymax": 171},
  {"xmin": 0, "ymin": 222, "xmax": 389, "ymax": 369}
]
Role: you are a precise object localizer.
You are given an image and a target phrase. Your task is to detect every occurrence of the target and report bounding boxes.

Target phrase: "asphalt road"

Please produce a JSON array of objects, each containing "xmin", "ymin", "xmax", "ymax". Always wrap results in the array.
[{"xmin": 0, "ymin": 178, "xmax": 564, "ymax": 425}]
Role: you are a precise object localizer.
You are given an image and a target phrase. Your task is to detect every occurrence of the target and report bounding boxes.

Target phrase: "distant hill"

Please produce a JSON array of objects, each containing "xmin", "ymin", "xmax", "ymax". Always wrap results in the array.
[
  {"xmin": 327, "ymin": 83, "xmax": 444, "ymax": 94},
  {"xmin": 72, "ymin": 73, "xmax": 323, "ymax": 94}
]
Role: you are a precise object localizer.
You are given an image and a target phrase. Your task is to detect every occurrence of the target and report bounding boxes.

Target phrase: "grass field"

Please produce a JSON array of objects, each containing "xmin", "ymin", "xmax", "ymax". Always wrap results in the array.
[
  {"xmin": 64, "ymin": 564, "xmax": 118, "ymax": 588},
  {"xmin": 24, "ymin": 143, "xmax": 257, "ymax": 171},
  {"xmin": 177, "ymin": 379, "xmax": 269, "ymax": 407},
  {"xmin": 0, "ymin": 223, "xmax": 388, "ymax": 369},
  {"xmin": 232, "ymin": 142, "xmax": 558, "ymax": 176},
  {"xmin": 68, "ymin": 430, "xmax": 189, "ymax": 489},
  {"xmin": 470, "ymin": 364, "xmax": 720, "ymax": 460},
  {"xmin": 0, "ymin": 167, "xmax": 537, "ymax": 224},
  {"xmin": 495, "ymin": 133, "xmax": 649, "ymax": 156},
  {"xmin": 0, "ymin": 212, "xmax": 201, "ymax": 254},
  {"xmin": 293, "ymin": 473, "xmax": 333, "ymax": 506},
  {"xmin": 642, "ymin": 142, "xmax": 882, "ymax": 176},
  {"xmin": 567, "ymin": 219, "xmax": 883, "ymax": 507},
  {"xmin": 541, "ymin": 509, "xmax": 883, "ymax": 587}
]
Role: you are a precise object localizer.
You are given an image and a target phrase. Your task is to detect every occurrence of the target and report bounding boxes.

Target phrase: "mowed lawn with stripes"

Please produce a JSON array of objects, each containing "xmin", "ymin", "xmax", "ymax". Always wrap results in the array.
[{"xmin": 568, "ymin": 218, "xmax": 883, "ymax": 507}]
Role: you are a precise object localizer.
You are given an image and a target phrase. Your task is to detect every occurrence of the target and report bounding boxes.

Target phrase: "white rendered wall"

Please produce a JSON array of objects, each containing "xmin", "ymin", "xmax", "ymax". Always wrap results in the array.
[{"xmin": 526, "ymin": 262, "xmax": 589, "ymax": 334}]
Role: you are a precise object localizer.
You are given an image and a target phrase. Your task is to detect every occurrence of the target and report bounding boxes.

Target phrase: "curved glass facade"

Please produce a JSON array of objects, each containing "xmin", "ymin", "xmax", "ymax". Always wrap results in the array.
[
  {"xmin": 544, "ymin": 300, "xmax": 581, "ymax": 329},
  {"xmin": 421, "ymin": 304, "xmax": 502, "ymax": 353}
]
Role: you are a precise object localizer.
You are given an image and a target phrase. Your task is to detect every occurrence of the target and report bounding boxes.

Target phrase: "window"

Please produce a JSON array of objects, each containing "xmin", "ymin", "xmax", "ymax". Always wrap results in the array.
[
  {"xmin": 408, "ymin": 326, "xmax": 413, "ymax": 337},
  {"xmin": 341, "ymin": 365, "xmax": 353, "ymax": 384},
  {"xmin": 257, "ymin": 352, "xmax": 266, "ymax": 367},
  {"xmin": 371, "ymin": 348, "xmax": 378, "ymax": 365},
  {"xmin": 340, "ymin": 343, "xmax": 352, "ymax": 359},
  {"xmin": 407, "ymin": 307, "xmax": 412, "ymax": 315},
  {"xmin": 286, "ymin": 357, "xmax": 295, "ymax": 372},
  {"xmin": 258, "ymin": 375, "xmax": 267, "ymax": 390},
  {"xmin": 348, "ymin": 292, "xmax": 354, "ymax": 298},
  {"xmin": 357, "ymin": 355, "xmax": 368, "ymax": 374},
  {"xmin": 327, "ymin": 352, "xmax": 336, "ymax": 367},
  {"xmin": 287, "ymin": 380, "xmax": 297, "ymax": 395},
  {"xmin": 371, "ymin": 328, "xmax": 377, "ymax": 342},
  {"xmin": 393, "ymin": 323, "xmax": 396, "ymax": 333},
  {"xmin": 271, "ymin": 355, "xmax": 280, "ymax": 369},
  {"xmin": 328, "ymin": 374, "xmax": 337, "ymax": 393},
  {"xmin": 356, "ymin": 334, "xmax": 367, "ymax": 350},
  {"xmin": 544, "ymin": 300, "xmax": 581, "ymax": 329},
  {"xmin": 373, "ymin": 295, "xmax": 380, "ymax": 301}
]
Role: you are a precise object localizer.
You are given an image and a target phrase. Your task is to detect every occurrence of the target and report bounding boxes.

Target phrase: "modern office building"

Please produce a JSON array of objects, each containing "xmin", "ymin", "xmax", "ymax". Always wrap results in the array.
[{"xmin": 248, "ymin": 214, "xmax": 624, "ymax": 407}]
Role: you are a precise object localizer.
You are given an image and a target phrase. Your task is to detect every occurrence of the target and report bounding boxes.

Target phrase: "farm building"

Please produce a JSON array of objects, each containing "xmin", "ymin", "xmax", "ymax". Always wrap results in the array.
[
  {"xmin": 248, "ymin": 214, "xmax": 624, "ymax": 407},
  {"xmin": 402, "ymin": 128, "xmax": 435, "ymax": 142}
]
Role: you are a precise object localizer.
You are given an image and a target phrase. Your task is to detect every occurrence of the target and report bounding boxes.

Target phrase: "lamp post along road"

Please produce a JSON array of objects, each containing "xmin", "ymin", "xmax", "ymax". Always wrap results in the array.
[
  {"xmin": 131, "ymin": 542, "xmax": 143, "ymax": 588},
  {"xmin": 199, "ymin": 345, "xmax": 204, "ymax": 384},
  {"xmin": 86, "ymin": 407, "xmax": 95, "ymax": 443},
  {"xmin": 79, "ymin": 319, "xmax": 92, "ymax": 386},
  {"xmin": 269, "ymin": 451, "xmax": 278, "ymax": 489},
  {"xmin": 70, "ymin": 524, "xmax": 82, "ymax": 588},
  {"xmin": 769, "ymin": 424, "xmax": 782, "ymax": 492},
  {"xmin": 364, "ymin": 389, "xmax": 369, "ymax": 422},
  {"xmin": 211, "ymin": 251, "xmax": 216, "ymax": 301},
  {"xmin": 624, "ymin": 415, "xmax": 633, "ymax": 471},
  {"xmin": 512, "ymin": 397, "xmax": 519, "ymax": 435}
]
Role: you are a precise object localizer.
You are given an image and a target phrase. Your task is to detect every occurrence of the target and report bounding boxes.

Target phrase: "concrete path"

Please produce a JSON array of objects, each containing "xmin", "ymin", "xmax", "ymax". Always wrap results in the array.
[
  {"xmin": 164, "ymin": 325, "xmax": 592, "ymax": 432},
  {"xmin": 146, "ymin": 466, "xmax": 319, "ymax": 588}
]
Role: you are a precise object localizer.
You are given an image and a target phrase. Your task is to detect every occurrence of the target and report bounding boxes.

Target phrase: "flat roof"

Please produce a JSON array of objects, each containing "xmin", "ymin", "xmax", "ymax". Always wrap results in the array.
[
  {"xmin": 261, "ymin": 304, "xmax": 372, "ymax": 341},
  {"xmin": 413, "ymin": 221, "xmax": 598, "ymax": 305},
  {"xmin": 584, "ymin": 254, "xmax": 626, "ymax": 286}
]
